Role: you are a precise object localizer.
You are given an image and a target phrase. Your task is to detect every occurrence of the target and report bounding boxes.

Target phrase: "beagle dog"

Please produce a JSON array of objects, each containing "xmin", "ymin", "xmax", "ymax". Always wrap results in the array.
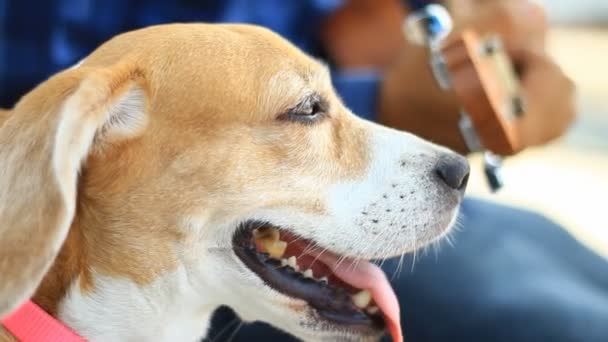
[{"xmin": 0, "ymin": 24, "xmax": 469, "ymax": 342}]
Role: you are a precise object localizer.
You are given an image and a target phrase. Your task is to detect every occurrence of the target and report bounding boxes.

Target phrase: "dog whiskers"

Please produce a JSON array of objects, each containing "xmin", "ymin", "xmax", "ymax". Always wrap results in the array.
[
  {"xmin": 378, "ymin": 232, "xmax": 401, "ymax": 269},
  {"xmin": 287, "ymin": 234, "xmax": 306, "ymax": 246},
  {"xmin": 333, "ymin": 253, "xmax": 349, "ymax": 273},
  {"xmin": 391, "ymin": 254, "xmax": 405, "ymax": 281},
  {"xmin": 346, "ymin": 232, "xmax": 384, "ymax": 273},
  {"xmin": 410, "ymin": 245, "xmax": 418, "ymax": 273},
  {"xmin": 307, "ymin": 245, "xmax": 330, "ymax": 269},
  {"xmin": 430, "ymin": 236, "xmax": 446, "ymax": 261},
  {"xmin": 360, "ymin": 231, "xmax": 385, "ymax": 260},
  {"xmin": 345, "ymin": 256, "xmax": 362, "ymax": 273},
  {"xmin": 206, "ymin": 318, "xmax": 240, "ymax": 342},
  {"xmin": 300, "ymin": 240, "xmax": 320, "ymax": 256},
  {"xmin": 225, "ymin": 322, "xmax": 244, "ymax": 342},
  {"xmin": 444, "ymin": 233, "xmax": 455, "ymax": 248},
  {"xmin": 454, "ymin": 212, "xmax": 465, "ymax": 231}
]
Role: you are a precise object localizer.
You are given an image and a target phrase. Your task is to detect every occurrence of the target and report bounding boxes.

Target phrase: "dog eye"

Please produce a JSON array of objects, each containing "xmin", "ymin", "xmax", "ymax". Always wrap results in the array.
[
  {"xmin": 299, "ymin": 102, "xmax": 323, "ymax": 117},
  {"xmin": 281, "ymin": 96, "xmax": 328, "ymax": 124}
]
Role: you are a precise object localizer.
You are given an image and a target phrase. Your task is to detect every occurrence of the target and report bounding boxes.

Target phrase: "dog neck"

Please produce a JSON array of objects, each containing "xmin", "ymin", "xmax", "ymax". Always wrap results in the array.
[
  {"xmin": 54, "ymin": 269, "xmax": 218, "ymax": 341},
  {"xmin": 31, "ymin": 218, "xmax": 221, "ymax": 341}
]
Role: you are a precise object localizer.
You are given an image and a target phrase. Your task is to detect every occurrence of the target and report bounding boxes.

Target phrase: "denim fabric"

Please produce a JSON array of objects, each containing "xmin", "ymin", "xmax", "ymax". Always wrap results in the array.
[{"xmin": 0, "ymin": 0, "xmax": 364, "ymax": 109}]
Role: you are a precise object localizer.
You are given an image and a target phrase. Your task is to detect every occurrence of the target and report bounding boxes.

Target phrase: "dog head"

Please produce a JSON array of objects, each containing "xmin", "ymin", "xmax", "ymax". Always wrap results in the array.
[{"xmin": 0, "ymin": 24, "xmax": 468, "ymax": 341}]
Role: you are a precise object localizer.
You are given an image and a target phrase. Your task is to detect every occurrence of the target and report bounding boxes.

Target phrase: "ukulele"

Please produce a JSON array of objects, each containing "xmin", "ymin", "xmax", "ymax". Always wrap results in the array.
[
  {"xmin": 405, "ymin": 0, "xmax": 525, "ymax": 191},
  {"xmin": 322, "ymin": 0, "xmax": 525, "ymax": 192}
]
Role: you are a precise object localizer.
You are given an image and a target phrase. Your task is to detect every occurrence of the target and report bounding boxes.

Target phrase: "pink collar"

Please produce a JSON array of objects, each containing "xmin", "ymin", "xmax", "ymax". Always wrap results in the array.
[{"xmin": 1, "ymin": 300, "xmax": 85, "ymax": 342}]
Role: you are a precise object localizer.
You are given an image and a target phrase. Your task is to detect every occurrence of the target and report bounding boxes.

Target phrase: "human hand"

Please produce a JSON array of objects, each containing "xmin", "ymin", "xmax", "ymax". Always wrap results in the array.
[{"xmin": 378, "ymin": 0, "xmax": 576, "ymax": 155}]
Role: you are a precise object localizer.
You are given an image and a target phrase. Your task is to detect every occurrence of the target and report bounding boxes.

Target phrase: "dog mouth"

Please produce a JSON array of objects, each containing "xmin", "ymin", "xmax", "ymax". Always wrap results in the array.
[{"xmin": 233, "ymin": 221, "xmax": 402, "ymax": 342}]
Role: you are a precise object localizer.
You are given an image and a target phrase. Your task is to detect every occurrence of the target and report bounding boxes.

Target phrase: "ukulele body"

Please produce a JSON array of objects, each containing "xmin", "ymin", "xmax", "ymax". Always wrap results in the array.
[{"xmin": 441, "ymin": 30, "xmax": 524, "ymax": 155}]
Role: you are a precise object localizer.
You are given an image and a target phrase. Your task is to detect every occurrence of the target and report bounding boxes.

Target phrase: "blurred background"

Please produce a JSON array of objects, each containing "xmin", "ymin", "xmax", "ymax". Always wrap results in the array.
[{"xmin": 468, "ymin": 0, "xmax": 608, "ymax": 256}]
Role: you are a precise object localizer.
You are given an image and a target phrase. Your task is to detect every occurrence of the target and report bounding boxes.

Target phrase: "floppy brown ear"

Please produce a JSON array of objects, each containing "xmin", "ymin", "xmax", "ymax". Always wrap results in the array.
[{"xmin": 0, "ymin": 63, "xmax": 148, "ymax": 317}]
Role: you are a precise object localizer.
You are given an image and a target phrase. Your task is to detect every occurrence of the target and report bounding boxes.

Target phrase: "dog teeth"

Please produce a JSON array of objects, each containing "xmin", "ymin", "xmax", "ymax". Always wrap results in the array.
[
  {"xmin": 303, "ymin": 269, "xmax": 314, "ymax": 278},
  {"xmin": 260, "ymin": 239, "xmax": 287, "ymax": 259},
  {"xmin": 366, "ymin": 306, "xmax": 379, "ymax": 314},
  {"xmin": 280, "ymin": 256, "xmax": 299, "ymax": 272},
  {"xmin": 254, "ymin": 227, "xmax": 287, "ymax": 258},
  {"xmin": 352, "ymin": 290, "xmax": 372, "ymax": 309},
  {"xmin": 253, "ymin": 227, "xmax": 280, "ymax": 241},
  {"xmin": 319, "ymin": 276, "xmax": 328, "ymax": 284},
  {"xmin": 286, "ymin": 256, "xmax": 299, "ymax": 271}
]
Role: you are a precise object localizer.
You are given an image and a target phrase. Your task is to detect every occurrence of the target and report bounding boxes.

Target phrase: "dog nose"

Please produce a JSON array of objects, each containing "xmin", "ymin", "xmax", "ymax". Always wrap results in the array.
[{"xmin": 434, "ymin": 154, "xmax": 470, "ymax": 191}]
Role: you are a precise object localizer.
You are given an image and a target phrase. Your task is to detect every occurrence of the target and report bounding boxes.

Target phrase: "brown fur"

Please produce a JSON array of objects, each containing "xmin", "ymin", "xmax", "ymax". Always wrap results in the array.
[
  {"xmin": 0, "ymin": 24, "xmax": 371, "ymax": 339},
  {"xmin": 0, "ymin": 109, "xmax": 10, "ymax": 125},
  {"xmin": 0, "ymin": 328, "xmax": 17, "ymax": 342}
]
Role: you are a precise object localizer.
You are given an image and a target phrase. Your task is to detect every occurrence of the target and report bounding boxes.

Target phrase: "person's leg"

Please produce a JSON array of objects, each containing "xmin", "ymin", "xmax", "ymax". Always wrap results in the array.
[
  {"xmin": 381, "ymin": 197, "xmax": 608, "ymax": 342},
  {"xmin": 204, "ymin": 198, "xmax": 608, "ymax": 341}
]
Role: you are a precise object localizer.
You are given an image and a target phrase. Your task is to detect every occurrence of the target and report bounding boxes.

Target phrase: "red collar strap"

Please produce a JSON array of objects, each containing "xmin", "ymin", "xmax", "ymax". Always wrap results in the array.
[{"xmin": 1, "ymin": 300, "xmax": 85, "ymax": 342}]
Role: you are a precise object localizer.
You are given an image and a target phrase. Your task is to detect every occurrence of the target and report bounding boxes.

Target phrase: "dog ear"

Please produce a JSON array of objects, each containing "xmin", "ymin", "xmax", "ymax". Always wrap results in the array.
[{"xmin": 0, "ymin": 63, "xmax": 148, "ymax": 317}]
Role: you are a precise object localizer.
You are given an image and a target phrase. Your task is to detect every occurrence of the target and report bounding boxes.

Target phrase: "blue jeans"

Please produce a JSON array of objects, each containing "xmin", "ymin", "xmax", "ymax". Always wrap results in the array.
[{"xmin": 205, "ymin": 198, "xmax": 608, "ymax": 341}]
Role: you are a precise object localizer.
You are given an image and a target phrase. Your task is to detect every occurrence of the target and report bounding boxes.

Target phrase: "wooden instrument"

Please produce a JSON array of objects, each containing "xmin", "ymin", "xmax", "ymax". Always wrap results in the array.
[
  {"xmin": 404, "ymin": 1, "xmax": 525, "ymax": 190},
  {"xmin": 322, "ymin": 0, "xmax": 526, "ymax": 191},
  {"xmin": 441, "ymin": 30, "xmax": 524, "ymax": 156}
]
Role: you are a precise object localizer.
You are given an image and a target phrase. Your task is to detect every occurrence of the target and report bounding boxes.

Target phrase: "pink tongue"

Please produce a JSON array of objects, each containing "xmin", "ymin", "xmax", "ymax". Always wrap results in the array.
[{"xmin": 315, "ymin": 252, "xmax": 403, "ymax": 342}]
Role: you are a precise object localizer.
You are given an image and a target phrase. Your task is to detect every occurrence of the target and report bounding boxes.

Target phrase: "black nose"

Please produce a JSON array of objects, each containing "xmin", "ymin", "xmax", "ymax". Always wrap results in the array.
[{"xmin": 435, "ymin": 154, "xmax": 470, "ymax": 191}]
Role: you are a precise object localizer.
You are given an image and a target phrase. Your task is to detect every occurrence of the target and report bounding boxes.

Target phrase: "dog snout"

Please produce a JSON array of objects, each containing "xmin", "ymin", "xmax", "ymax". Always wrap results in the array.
[{"xmin": 434, "ymin": 154, "xmax": 470, "ymax": 192}]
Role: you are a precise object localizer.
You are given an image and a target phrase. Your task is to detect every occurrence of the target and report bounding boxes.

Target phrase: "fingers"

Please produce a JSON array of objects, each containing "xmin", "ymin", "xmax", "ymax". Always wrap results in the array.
[
  {"xmin": 515, "ymin": 51, "xmax": 577, "ymax": 148},
  {"xmin": 447, "ymin": 1, "xmax": 575, "ymax": 153}
]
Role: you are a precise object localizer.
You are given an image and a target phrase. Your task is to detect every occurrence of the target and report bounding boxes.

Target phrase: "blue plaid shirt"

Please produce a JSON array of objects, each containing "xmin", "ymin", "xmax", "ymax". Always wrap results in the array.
[{"xmin": 0, "ymin": 0, "xmax": 379, "ymax": 120}]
